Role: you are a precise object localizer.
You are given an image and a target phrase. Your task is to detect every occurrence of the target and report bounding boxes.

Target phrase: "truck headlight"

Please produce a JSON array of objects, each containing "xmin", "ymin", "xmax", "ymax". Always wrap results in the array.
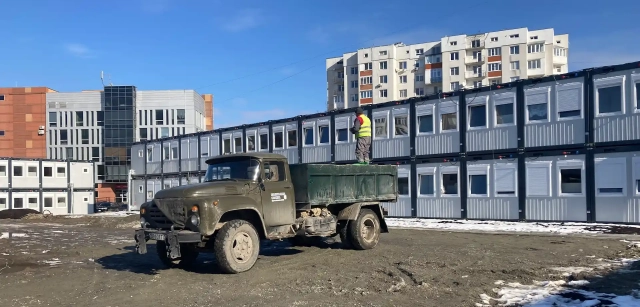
[{"xmin": 190, "ymin": 214, "xmax": 200, "ymax": 226}]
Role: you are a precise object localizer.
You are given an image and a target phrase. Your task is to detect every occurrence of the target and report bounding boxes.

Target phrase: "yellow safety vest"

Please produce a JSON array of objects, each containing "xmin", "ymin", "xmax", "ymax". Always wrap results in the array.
[{"xmin": 357, "ymin": 114, "xmax": 372, "ymax": 137}]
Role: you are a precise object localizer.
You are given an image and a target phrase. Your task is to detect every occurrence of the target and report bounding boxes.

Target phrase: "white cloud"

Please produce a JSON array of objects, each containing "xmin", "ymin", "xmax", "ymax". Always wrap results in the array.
[
  {"xmin": 221, "ymin": 9, "xmax": 263, "ymax": 32},
  {"xmin": 64, "ymin": 43, "xmax": 94, "ymax": 58}
]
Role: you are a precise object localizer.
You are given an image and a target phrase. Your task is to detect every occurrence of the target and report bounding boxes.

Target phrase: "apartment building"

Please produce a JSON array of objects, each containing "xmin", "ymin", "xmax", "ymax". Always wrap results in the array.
[
  {"xmin": 0, "ymin": 87, "xmax": 58, "ymax": 158},
  {"xmin": 45, "ymin": 85, "xmax": 212, "ymax": 202},
  {"xmin": 326, "ymin": 27, "xmax": 569, "ymax": 110}
]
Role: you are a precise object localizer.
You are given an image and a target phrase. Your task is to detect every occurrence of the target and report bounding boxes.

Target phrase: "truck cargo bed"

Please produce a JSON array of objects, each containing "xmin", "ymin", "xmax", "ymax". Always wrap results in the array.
[{"xmin": 289, "ymin": 164, "xmax": 398, "ymax": 205}]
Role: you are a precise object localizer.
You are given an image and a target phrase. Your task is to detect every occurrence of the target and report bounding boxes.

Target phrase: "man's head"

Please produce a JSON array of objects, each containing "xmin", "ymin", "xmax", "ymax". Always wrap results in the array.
[{"xmin": 356, "ymin": 107, "xmax": 364, "ymax": 115}]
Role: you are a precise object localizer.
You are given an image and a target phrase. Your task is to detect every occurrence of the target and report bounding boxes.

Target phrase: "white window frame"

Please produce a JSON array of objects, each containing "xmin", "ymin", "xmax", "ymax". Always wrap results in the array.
[
  {"xmin": 317, "ymin": 120, "xmax": 331, "ymax": 146},
  {"xmin": 379, "ymin": 89, "xmax": 388, "ymax": 98},
  {"xmin": 246, "ymin": 130, "xmax": 257, "ymax": 152},
  {"xmin": 557, "ymin": 160, "xmax": 585, "ymax": 197},
  {"xmin": 373, "ymin": 112, "xmax": 389, "ymax": 139},
  {"xmin": 488, "ymin": 63, "xmax": 501, "ymax": 72},
  {"xmin": 450, "ymin": 67, "xmax": 459, "ymax": 75},
  {"xmin": 509, "ymin": 45, "xmax": 519, "ymax": 55},
  {"xmin": 350, "ymin": 80, "xmax": 358, "ymax": 88},
  {"xmin": 524, "ymin": 86, "xmax": 551, "ymax": 124},
  {"xmin": 200, "ymin": 137, "xmax": 210, "ymax": 156},
  {"xmin": 399, "ymin": 89, "xmax": 408, "ymax": 98},
  {"xmin": 494, "ymin": 163, "xmax": 517, "ymax": 197},
  {"xmin": 527, "ymin": 59, "xmax": 541, "ymax": 69},
  {"xmin": 350, "ymin": 94, "xmax": 358, "ymax": 102},
  {"xmin": 170, "ymin": 143, "xmax": 178, "ymax": 160},
  {"xmin": 440, "ymin": 166, "xmax": 459, "ymax": 197},
  {"xmin": 360, "ymin": 76, "xmax": 372, "ymax": 85},
  {"xmin": 379, "ymin": 61, "xmax": 387, "ymax": 70},
  {"xmin": 488, "ymin": 47, "xmax": 501, "ymax": 56},
  {"xmin": 399, "ymin": 75, "xmax": 407, "ymax": 83},
  {"xmin": 439, "ymin": 101, "xmax": 458, "ymax": 133},
  {"xmin": 273, "ymin": 126, "xmax": 285, "ymax": 150},
  {"xmin": 399, "ymin": 61, "xmax": 407, "ymax": 69},
  {"xmin": 466, "ymin": 95, "xmax": 489, "ymax": 130},
  {"xmin": 392, "ymin": 108, "xmax": 409, "ymax": 138},
  {"xmin": 493, "ymin": 92, "xmax": 516, "ymax": 127},
  {"xmin": 510, "ymin": 61, "xmax": 520, "ymax": 70},
  {"xmin": 285, "ymin": 124, "xmax": 298, "ymax": 149},
  {"xmin": 467, "ymin": 164, "xmax": 489, "ymax": 197},
  {"xmin": 595, "ymin": 157, "xmax": 626, "ymax": 197},
  {"xmin": 450, "ymin": 52, "xmax": 459, "ymax": 61},
  {"xmin": 450, "ymin": 82, "xmax": 460, "ymax": 91},
  {"xmin": 56, "ymin": 165, "xmax": 66, "ymax": 178},
  {"xmin": 334, "ymin": 116, "xmax": 352, "ymax": 144},
  {"xmin": 527, "ymin": 43, "xmax": 544, "ymax": 53},
  {"xmin": 302, "ymin": 122, "xmax": 315, "ymax": 147},
  {"xmin": 632, "ymin": 73, "xmax": 640, "ymax": 112},
  {"xmin": 415, "ymin": 88, "xmax": 424, "ymax": 96},
  {"xmin": 57, "ymin": 196, "xmax": 67, "ymax": 208},
  {"xmin": 379, "ymin": 75, "xmax": 388, "ymax": 84},
  {"xmin": 526, "ymin": 161, "xmax": 552, "ymax": 197},
  {"xmin": 556, "ymin": 81, "xmax": 584, "ymax": 121},
  {"xmin": 594, "ymin": 75, "xmax": 625, "ymax": 117},
  {"xmin": 416, "ymin": 167, "xmax": 436, "ymax": 197},
  {"xmin": 360, "ymin": 90, "xmax": 373, "ymax": 99},
  {"xmin": 416, "ymin": 104, "xmax": 435, "ymax": 135}
]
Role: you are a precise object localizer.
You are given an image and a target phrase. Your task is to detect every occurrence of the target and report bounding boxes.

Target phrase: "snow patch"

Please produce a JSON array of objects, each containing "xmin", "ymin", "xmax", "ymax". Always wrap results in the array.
[
  {"xmin": 386, "ymin": 218, "xmax": 640, "ymax": 234},
  {"xmin": 0, "ymin": 232, "xmax": 29, "ymax": 239}
]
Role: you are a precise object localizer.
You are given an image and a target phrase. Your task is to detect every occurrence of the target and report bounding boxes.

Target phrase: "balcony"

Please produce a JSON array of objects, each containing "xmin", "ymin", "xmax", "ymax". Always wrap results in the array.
[
  {"xmin": 334, "ymin": 102, "xmax": 345, "ymax": 110},
  {"xmin": 465, "ymin": 56, "xmax": 486, "ymax": 65},
  {"xmin": 465, "ymin": 71, "xmax": 486, "ymax": 79},
  {"xmin": 527, "ymin": 68, "xmax": 545, "ymax": 77},
  {"xmin": 427, "ymin": 76, "xmax": 443, "ymax": 84},
  {"xmin": 553, "ymin": 56, "xmax": 568, "ymax": 65},
  {"xmin": 467, "ymin": 41, "xmax": 485, "ymax": 49}
]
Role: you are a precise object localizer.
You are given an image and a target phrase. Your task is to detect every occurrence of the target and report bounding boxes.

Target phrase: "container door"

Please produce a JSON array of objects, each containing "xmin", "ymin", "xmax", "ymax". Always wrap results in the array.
[{"xmin": 260, "ymin": 160, "xmax": 295, "ymax": 227}]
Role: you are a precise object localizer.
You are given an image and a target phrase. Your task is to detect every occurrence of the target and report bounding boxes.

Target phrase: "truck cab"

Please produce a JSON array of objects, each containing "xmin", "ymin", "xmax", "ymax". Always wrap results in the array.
[{"xmin": 135, "ymin": 152, "xmax": 396, "ymax": 274}]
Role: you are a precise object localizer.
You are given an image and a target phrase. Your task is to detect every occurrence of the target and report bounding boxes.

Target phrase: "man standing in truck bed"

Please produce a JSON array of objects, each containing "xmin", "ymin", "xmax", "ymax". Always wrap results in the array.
[{"xmin": 350, "ymin": 107, "xmax": 372, "ymax": 164}]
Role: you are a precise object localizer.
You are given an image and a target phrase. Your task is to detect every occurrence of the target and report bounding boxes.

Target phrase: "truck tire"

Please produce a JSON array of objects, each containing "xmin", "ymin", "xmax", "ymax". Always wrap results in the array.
[
  {"xmin": 214, "ymin": 219, "xmax": 260, "ymax": 274},
  {"xmin": 348, "ymin": 208, "xmax": 381, "ymax": 250},
  {"xmin": 338, "ymin": 221, "xmax": 353, "ymax": 249},
  {"xmin": 155, "ymin": 241, "xmax": 199, "ymax": 268}
]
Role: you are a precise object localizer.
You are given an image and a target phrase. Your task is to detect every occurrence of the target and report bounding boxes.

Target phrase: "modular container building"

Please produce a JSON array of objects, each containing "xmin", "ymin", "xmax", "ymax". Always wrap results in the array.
[
  {"xmin": 128, "ymin": 60, "xmax": 640, "ymax": 224},
  {"xmin": 0, "ymin": 158, "xmax": 96, "ymax": 215}
]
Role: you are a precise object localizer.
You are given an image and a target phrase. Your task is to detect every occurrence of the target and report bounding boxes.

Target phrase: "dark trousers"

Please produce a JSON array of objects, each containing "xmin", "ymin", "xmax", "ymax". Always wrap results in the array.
[{"xmin": 355, "ymin": 136, "xmax": 371, "ymax": 162}]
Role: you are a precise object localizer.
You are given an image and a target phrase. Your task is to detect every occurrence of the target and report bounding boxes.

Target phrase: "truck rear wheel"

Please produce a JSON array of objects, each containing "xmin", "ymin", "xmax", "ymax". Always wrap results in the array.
[
  {"xmin": 155, "ymin": 241, "xmax": 199, "ymax": 268},
  {"xmin": 214, "ymin": 219, "xmax": 260, "ymax": 274},
  {"xmin": 348, "ymin": 208, "xmax": 381, "ymax": 250}
]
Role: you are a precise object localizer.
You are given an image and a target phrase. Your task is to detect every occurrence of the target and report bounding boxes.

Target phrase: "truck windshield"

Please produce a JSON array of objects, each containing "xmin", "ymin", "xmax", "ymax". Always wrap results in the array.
[{"xmin": 204, "ymin": 158, "xmax": 260, "ymax": 182}]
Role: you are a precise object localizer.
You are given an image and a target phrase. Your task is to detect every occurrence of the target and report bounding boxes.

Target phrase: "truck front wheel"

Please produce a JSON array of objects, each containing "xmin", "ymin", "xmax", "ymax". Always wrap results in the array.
[
  {"xmin": 213, "ymin": 219, "xmax": 260, "ymax": 274},
  {"xmin": 348, "ymin": 208, "xmax": 381, "ymax": 250}
]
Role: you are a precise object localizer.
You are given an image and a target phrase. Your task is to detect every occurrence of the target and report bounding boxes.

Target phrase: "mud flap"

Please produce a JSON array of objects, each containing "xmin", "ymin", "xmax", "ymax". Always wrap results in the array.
[
  {"xmin": 134, "ymin": 229, "xmax": 147, "ymax": 254},
  {"xmin": 167, "ymin": 232, "xmax": 181, "ymax": 259}
]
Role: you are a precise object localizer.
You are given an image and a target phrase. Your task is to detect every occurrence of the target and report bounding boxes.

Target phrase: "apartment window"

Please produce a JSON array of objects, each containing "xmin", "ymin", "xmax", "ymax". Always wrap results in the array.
[
  {"xmin": 469, "ymin": 173, "xmax": 488, "ymax": 196},
  {"xmin": 57, "ymin": 197, "xmax": 66, "ymax": 208},
  {"xmin": 60, "ymin": 130, "xmax": 68, "ymax": 145},
  {"xmin": 379, "ymin": 50, "xmax": 387, "ymax": 56},
  {"xmin": 0, "ymin": 165, "xmax": 5, "ymax": 176},
  {"xmin": 510, "ymin": 61, "xmax": 520, "ymax": 70},
  {"xmin": 595, "ymin": 158, "xmax": 625, "ymax": 195},
  {"xmin": 399, "ymin": 61, "xmax": 407, "ymax": 69},
  {"xmin": 560, "ymin": 168, "xmax": 582, "ymax": 194},
  {"xmin": 415, "ymin": 48, "xmax": 424, "ymax": 55},
  {"xmin": 44, "ymin": 197, "xmax": 53, "ymax": 208},
  {"xmin": 399, "ymin": 89, "xmax": 408, "ymax": 98},
  {"xmin": 473, "ymin": 81, "xmax": 482, "ymax": 88},
  {"xmin": 636, "ymin": 83, "xmax": 640, "ymax": 109},
  {"xmin": 363, "ymin": 63, "xmax": 372, "ymax": 70},
  {"xmin": 528, "ymin": 43, "xmax": 544, "ymax": 53},
  {"xmin": 491, "ymin": 37, "xmax": 498, "ymax": 42},
  {"xmin": 530, "ymin": 36, "xmax": 539, "ymax": 40},
  {"xmin": 0, "ymin": 95, "xmax": 3, "ymax": 101},
  {"xmin": 488, "ymin": 48, "xmax": 501, "ymax": 56},
  {"xmin": 379, "ymin": 75, "xmax": 388, "ymax": 84},
  {"xmin": 80, "ymin": 129, "xmax": 89, "ymax": 144},
  {"xmin": 554, "ymin": 47, "xmax": 567, "ymax": 57},
  {"xmin": 76, "ymin": 111, "xmax": 84, "ymax": 126},
  {"xmin": 139, "ymin": 128, "xmax": 148, "ymax": 140},
  {"xmin": 495, "ymin": 102, "xmax": 514, "ymax": 125},
  {"xmin": 450, "ymin": 67, "xmax": 459, "ymax": 76},
  {"xmin": 336, "ymin": 128, "xmax": 348, "ymax": 142},
  {"xmin": 374, "ymin": 117, "xmax": 387, "ymax": 138},
  {"xmin": 155, "ymin": 110, "xmax": 164, "ymax": 125},
  {"xmin": 234, "ymin": 137, "xmax": 242, "ymax": 152},
  {"xmin": 13, "ymin": 198, "xmax": 24, "ymax": 209},
  {"xmin": 394, "ymin": 116, "xmax": 408, "ymax": 136},
  {"xmin": 287, "ymin": 130, "xmax": 297, "ymax": 147},
  {"xmin": 259, "ymin": 133, "xmax": 268, "ymax": 150},
  {"xmin": 49, "ymin": 112, "xmax": 57, "ymax": 127},
  {"xmin": 471, "ymin": 40, "xmax": 481, "ymax": 48},
  {"xmin": 509, "ymin": 46, "xmax": 519, "ymax": 54},
  {"xmin": 418, "ymin": 114, "xmax": 433, "ymax": 133},
  {"xmin": 442, "ymin": 173, "xmax": 458, "ymax": 195},
  {"xmin": 450, "ymin": 82, "xmax": 460, "ymax": 91},
  {"xmin": 274, "ymin": 131, "xmax": 284, "ymax": 149},
  {"xmin": 177, "ymin": 109, "xmax": 185, "ymax": 124},
  {"xmin": 415, "ymin": 75, "xmax": 424, "ymax": 82},
  {"xmin": 364, "ymin": 53, "xmax": 369, "ymax": 58},
  {"xmin": 13, "ymin": 166, "xmax": 23, "ymax": 177},
  {"xmin": 337, "ymin": 71, "xmax": 344, "ymax": 79},
  {"xmin": 379, "ymin": 90, "xmax": 387, "ymax": 98},
  {"xmin": 360, "ymin": 76, "xmax": 372, "ymax": 85},
  {"xmin": 449, "ymin": 41, "xmax": 457, "ymax": 46},
  {"xmin": 247, "ymin": 135, "xmax": 256, "ymax": 151},
  {"xmin": 57, "ymin": 166, "xmax": 66, "ymax": 177},
  {"xmin": 468, "ymin": 105, "xmax": 486, "ymax": 128},
  {"xmin": 350, "ymin": 80, "xmax": 358, "ymax": 88},
  {"xmin": 528, "ymin": 59, "xmax": 541, "ymax": 69},
  {"xmin": 491, "ymin": 79, "xmax": 500, "ymax": 85},
  {"xmin": 415, "ymin": 88, "xmax": 424, "ymax": 96},
  {"xmin": 488, "ymin": 63, "xmax": 501, "ymax": 72},
  {"xmin": 360, "ymin": 90, "xmax": 373, "ymax": 99},
  {"xmin": 161, "ymin": 127, "xmax": 169, "ymax": 138},
  {"xmin": 495, "ymin": 166, "xmax": 516, "ymax": 196},
  {"xmin": 351, "ymin": 94, "xmax": 358, "ymax": 102},
  {"xmin": 418, "ymin": 174, "xmax": 434, "ymax": 195},
  {"xmin": 0, "ymin": 131, "xmax": 4, "ymax": 136},
  {"xmin": 597, "ymin": 85, "xmax": 622, "ymax": 114},
  {"xmin": 399, "ymin": 75, "xmax": 407, "ymax": 83},
  {"xmin": 450, "ymin": 52, "xmax": 459, "ymax": 61},
  {"xmin": 379, "ymin": 61, "xmax": 387, "ymax": 69},
  {"xmin": 350, "ymin": 67, "xmax": 357, "ymax": 75},
  {"xmin": 27, "ymin": 166, "xmax": 37, "ymax": 177},
  {"xmin": 510, "ymin": 34, "xmax": 519, "ymax": 38}
]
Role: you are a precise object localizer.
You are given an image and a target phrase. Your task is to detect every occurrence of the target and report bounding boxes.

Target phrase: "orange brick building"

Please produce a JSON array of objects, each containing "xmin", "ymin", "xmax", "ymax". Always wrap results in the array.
[
  {"xmin": 0, "ymin": 87, "xmax": 57, "ymax": 158},
  {"xmin": 203, "ymin": 94, "xmax": 214, "ymax": 130}
]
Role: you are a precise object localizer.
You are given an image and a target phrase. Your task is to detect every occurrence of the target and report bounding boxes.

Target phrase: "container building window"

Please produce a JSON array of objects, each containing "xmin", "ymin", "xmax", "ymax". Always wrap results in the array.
[
  {"xmin": 417, "ymin": 114, "xmax": 433, "ymax": 133},
  {"xmin": 57, "ymin": 197, "xmax": 66, "ymax": 208},
  {"xmin": 234, "ymin": 136, "xmax": 242, "ymax": 152},
  {"xmin": 223, "ymin": 138, "xmax": 231, "ymax": 154},
  {"xmin": 259, "ymin": 133, "xmax": 268, "ymax": 150},
  {"xmin": 397, "ymin": 177, "xmax": 409, "ymax": 195},
  {"xmin": 495, "ymin": 166, "xmax": 517, "ymax": 196},
  {"xmin": 526, "ymin": 90, "xmax": 548, "ymax": 122},
  {"xmin": 526, "ymin": 162, "xmax": 551, "ymax": 196},
  {"xmin": 336, "ymin": 128, "xmax": 348, "ymax": 143},
  {"xmin": 595, "ymin": 157, "xmax": 625, "ymax": 195},
  {"xmin": 441, "ymin": 173, "xmax": 458, "ymax": 195},
  {"xmin": 468, "ymin": 105, "xmax": 486, "ymax": 128},
  {"xmin": 418, "ymin": 174, "xmax": 434, "ymax": 196},
  {"xmin": 394, "ymin": 115, "xmax": 408, "ymax": 136},
  {"xmin": 557, "ymin": 84, "xmax": 582, "ymax": 118},
  {"xmin": 598, "ymin": 85, "xmax": 622, "ymax": 114},
  {"xmin": 44, "ymin": 197, "xmax": 53, "ymax": 208},
  {"xmin": 13, "ymin": 198, "xmax": 24, "ymax": 208},
  {"xmin": 559, "ymin": 168, "xmax": 582, "ymax": 194},
  {"xmin": 274, "ymin": 131, "xmax": 284, "ymax": 149},
  {"xmin": 495, "ymin": 103, "xmax": 514, "ymax": 125},
  {"xmin": 318, "ymin": 125, "xmax": 329, "ymax": 144},
  {"xmin": 374, "ymin": 117, "xmax": 388, "ymax": 138},
  {"xmin": 247, "ymin": 134, "xmax": 256, "ymax": 151},
  {"xmin": 0, "ymin": 165, "xmax": 5, "ymax": 176},
  {"xmin": 287, "ymin": 129, "xmax": 297, "ymax": 147},
  {"xmin": 469, "ymin": 174, "xmax": 488, "ymax": 195}
]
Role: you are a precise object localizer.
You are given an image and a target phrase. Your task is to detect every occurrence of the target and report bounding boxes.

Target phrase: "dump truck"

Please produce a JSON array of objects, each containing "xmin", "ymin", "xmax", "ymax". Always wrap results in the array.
[{"xmin": 134, "ymin": 152, "xmax": 398, "ymax": 274}]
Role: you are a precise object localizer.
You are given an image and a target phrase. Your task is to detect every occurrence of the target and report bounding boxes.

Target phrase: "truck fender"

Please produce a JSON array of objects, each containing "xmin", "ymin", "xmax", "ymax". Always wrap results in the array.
[
  {"xmin": 337, "ymin": 202, "xmax": 389, "ymax": 233},
  {"xmin": 213, "ymin": 208, "xmax": 268, "ymax": 239}
]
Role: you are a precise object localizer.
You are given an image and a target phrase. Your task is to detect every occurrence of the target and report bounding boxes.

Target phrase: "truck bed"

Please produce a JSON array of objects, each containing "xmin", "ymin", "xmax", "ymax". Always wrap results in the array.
[{"xmin": 289, "ymin": 164, "xmax": 398, "ymax": 205}]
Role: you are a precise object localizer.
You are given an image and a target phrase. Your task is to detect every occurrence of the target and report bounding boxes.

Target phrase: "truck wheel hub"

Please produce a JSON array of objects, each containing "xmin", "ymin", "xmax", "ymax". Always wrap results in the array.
[
  {"xmin": 232, "ymin": 232, "xmax": 253, "ymax": 263},
  {"xmin": 361, "ymin": 218, "xmax": 376, "ymax": 242}
]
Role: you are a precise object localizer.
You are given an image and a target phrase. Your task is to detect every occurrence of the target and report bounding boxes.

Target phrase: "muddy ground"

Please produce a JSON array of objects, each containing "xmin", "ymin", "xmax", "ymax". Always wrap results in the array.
[{"xmin": 1, "ymin": 216, "xmax": 640, "ymax": 307}]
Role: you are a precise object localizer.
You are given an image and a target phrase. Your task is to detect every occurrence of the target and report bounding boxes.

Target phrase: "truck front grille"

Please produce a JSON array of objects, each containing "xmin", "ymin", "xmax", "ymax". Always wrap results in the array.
[
  {"xmin": 148, "ymin": 204, "xmax": 174, "ymax": 229},
  {"xmin": 154, "ymin": 198, "xmax": 187, "ymax": 228}
]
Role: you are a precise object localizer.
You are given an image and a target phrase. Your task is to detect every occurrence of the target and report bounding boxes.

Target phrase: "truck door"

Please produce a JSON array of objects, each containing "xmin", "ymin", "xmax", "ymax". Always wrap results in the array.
[{"xmin": 260, "ymin": 160, "xmax": 295, "ymax": 227}]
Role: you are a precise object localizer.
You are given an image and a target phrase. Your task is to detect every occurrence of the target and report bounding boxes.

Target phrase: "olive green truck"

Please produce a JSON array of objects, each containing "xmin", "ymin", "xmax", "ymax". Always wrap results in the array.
[{"xmin": 134, "ymin": 152, "xmax": 398, "ymax": 274}]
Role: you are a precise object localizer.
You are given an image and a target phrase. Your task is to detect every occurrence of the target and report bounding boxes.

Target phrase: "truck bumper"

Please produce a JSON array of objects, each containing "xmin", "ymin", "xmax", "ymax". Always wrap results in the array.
[{"xmin": 134, "ymin": 228, "xmax": 202, "ymax": 257}]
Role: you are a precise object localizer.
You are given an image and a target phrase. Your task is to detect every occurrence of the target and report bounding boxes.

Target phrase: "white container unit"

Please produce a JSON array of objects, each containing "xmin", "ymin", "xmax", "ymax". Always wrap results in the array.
[
  {"xmin": 301, "ymin": 117, "xmax": 332, "ymax": 163},
  {"xmin": 245, "ymin": 126, "xmax": 270, "ymax": 153},
  {"xmin": 163, "ymin": 139, "xmax": 180, "ymax": 174},
  {"xmin": 415, "ymin": 162, "xmax": 462, "ymax": 218},
  {"xmin": 146, "ymin": 143, "xmax": 162, "ymax": 175},
  {"xmin": 334, "ymin": 114, "xmax": 357, "ymax": 162},
  {"xmin": 415, "ymin": 97, "xmax": 461, "ymax": 156},
  {"xmin": 10, "ymin": 160, "xmax": 41, "ymax": 189},
  {"xmin": 130, "ymin": 143, "xmax": 146, "ymax": 176},
  {"xmin": 594, "ymin": 151, "xmax": 640, "ymax": 223},
  {"xmin": 180, "ymin": 135, "xmax": 200, "ymax": 172},
  {"xmin": 0, "ymin": 191, "xmax": 7, "ymax": 210},
  {"xmin": 41, "ymin": 161, "xmax": 68, "ymax": 189},
  {"xmin": 593, "ymin": 68, "xmax": 640, "ymax": 144},
  {"xmin": 525, "ymin": 155, "xmax": 587, "ymax": 221},
  {"xmin": 272, "ymin": 121, "xmax": 299, "ymax": 164},
  {"xmin": 371, "ymin": 106, "xmax": 411, "ymax": 159},
  {"xmin": 41, "ymin": 191, "xmax": 69, "ymax": 215},
  {"xmin": 466, "ymin": 159, "xmax": 519, "ymax": 220},
  {"xmin": 0, "ymin": 160, "xmax": 8, "ymax": 189},
  {"xmin": 70, "ymin": 162, "xmax": 94, "ymax": 189},
  {"xmin": 146, "ymin": 178, "xmax": 161, "ymax": 201},
  {"xmin": 221, "ymin": 129, "xmax": 243, "ymax": 155},
  {"xmin": 200, "ymin": 132, "xmax": 220, "ymax": 171},
  {"xmin": 72, "ymin": 191, "xmax": 94, "ymax": 214},
  {"xmin": 381, "ymin": 165, "xmax": 411, "ymax": 217},
  {"xmin": 133, "ymin": 179, "xmax": 147, "ymax": 209},
  {"xmin": 466, "ymin": 89, "xmax": 518, "ymax": 152}
]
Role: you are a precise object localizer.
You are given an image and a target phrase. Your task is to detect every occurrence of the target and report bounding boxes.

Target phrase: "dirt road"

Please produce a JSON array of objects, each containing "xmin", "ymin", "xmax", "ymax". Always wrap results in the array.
[{"xmin": 1, "ymin": 217, "xmax": 639, "ymax": 307}]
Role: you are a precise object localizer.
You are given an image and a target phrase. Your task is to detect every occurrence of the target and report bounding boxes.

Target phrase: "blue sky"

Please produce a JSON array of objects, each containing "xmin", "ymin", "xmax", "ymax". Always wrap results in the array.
[{"xmin": 1, "ymin": 0, "xmax": 639, "ymax": 128}]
